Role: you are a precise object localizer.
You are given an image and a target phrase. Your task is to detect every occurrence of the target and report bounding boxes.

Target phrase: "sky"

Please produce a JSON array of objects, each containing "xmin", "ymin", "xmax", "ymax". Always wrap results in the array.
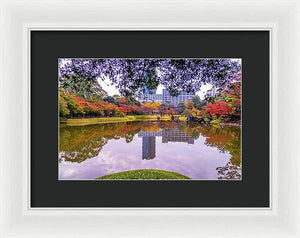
[{"xmin": 98, "ymin": 77, "xmax": 213, "ymax": 100}]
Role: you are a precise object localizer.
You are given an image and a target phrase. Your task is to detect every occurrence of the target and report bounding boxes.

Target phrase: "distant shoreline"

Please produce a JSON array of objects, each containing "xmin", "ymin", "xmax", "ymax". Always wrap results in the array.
[
  {"xmin": 61, "ymin": 115, "xmax": 186, "ymax": 126},
  {"xmin": 220, "ymin": 122, "xmax": 241, "ymax": 126},
  {"xmin": 61, "ymin": 115, "xmax": 240, "ymax": 127}
]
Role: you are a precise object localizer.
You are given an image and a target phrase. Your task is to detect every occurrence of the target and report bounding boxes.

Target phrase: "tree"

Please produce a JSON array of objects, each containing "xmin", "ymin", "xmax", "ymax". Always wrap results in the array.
[
  {"xmin": 200, "ymin": 73, "xmax": 241, "ymax": 121},
  {"xmin": 60, "ymin": 91, "xmax": 78, "ymax": 117},
  {"xmin": 163, "ymin": 108, "xmax": 175, "ymax": 116},
  {"xmin": 59, "ymin": 75, "xmax": 107, "ymax": 101},
  {"xmin": 205, "ymin": 100, "xmax": 232, "ymax": 116},
  {"xmin": 59, "ymin": 91, "xmax": 145, "ymax": 118},
  {"xmin": 142, "ymin": 102, "xmax": 162, "ymax": 114},
  {"xmin": 184, "ymin": 99, "xmax": 194, "ymax": 110},
  {"xmin": 113, "ymin": 94, "xmax": 120, "ymax": 100},
  {"xmin": 103, "ymin": 96, "xmax": 117, "ymax": 105},
  {"xmin": 192, "ymin": 95, "xmax": 203, "ymax": 110},
  {"xmin": 176, "ymin": 102, "xmax": 185, "ymax": 114},
  {"xmin": 118, "ymin": 97, "xmax": 128, "ymax": 105},
  {"xmin": 182, "ymin": 109, "xmax": 192, "ymax": 117},
  {"xmin": 191, "ymin": 108, "xmax": 201, "ymax": 117},
  {"xmin": 222, "ymin": 73, "xmax": 241, "ymax": 118},
  {"xmin": 192, "ymin": 95, "xmax": 200, "ymax": 105},
  {"xmin": 59, "ymin": 59, "xmax": 241, "ymax": 100},
  {"xmin": 59, "ymin": 92, "xmax": 70, "ymax": 118}
]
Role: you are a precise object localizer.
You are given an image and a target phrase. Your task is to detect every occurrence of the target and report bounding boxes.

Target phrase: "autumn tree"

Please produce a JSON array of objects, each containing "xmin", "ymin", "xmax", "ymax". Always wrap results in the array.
[
  {"xmin": 176, "ymin": 102, "xmax": 185, "ymax": 115},
  {"xmin": 59, "ymin": 92, "xmax": 70, "ymax": 118},
  {"xmin": 184, "ymin": 99, "xmax": 194, "ymax": 110},
  {"xmin": 205, "ymin": 100, "xmax": 232, "ymax": 116},
  {"xmin": 142, "ymin": 102, "xmax": 162, "ymax": 114},
  {"xmin": 60, "ymin": 91, "xmax": 78, "ymax": 117}
]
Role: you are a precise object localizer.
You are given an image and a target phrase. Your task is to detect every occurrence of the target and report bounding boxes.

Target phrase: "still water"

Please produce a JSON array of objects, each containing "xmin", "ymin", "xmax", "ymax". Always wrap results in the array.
[{"xmin": 59, "ymin": 121, "xmax": 241, "ymax": 180}]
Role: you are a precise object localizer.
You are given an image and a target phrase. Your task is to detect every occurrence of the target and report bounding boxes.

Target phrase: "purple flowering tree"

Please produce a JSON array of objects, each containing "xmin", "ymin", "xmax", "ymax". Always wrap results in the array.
[{"xmin": 59, "ymin": 58, "xmax": 241, "ymax": 99}]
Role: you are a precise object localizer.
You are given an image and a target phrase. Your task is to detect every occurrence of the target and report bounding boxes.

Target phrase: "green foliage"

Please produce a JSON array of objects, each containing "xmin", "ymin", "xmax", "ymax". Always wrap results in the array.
[
  {"xmin": 60, "ymin": 92, "xmax": 78, "ymax": 116},
  {"xmin": 211, "ymin": 119, "xmax": 221, "ymax": 124},
  {"xmin": 192, "ymin": 95, "xmax": 201, "ymax": 104},
  {"xmin": 96, "ymin": 169, "xmax": 190, "ymax": 180},
  {"xmin": 103, "ymin": 96, "xmax": 117, "ymax": 105},
  {"xmin": 59, "ymin": 75, "xmax": 107, "ymax": 101},
  {"xmin": 177, "ymin": 102, "xmax": 185, "ymax": 114},
  {"xmin": 184, "ymin": 99, "xmax": 194, "ymax": 110},
  {"xmin": 182, "ymin": 109, "xmax": 192, "ymax": 117},
  {"xmin": 59, "ymin": 120, "xmax": 241, "ymax": 179},
  {"xmin": 115, "ymin": 109, "xmax": 126, "ymax": 117},
  {"xmin": 59, "ymin": 93, "xmax": 69, "ymax": 118}
]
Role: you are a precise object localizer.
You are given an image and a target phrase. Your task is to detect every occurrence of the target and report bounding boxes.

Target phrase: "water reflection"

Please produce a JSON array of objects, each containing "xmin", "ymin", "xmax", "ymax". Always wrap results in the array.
[
  {"xmin": 162, "ymin": 127, "xmax": 194, "ymax": 144},
  {"xmin": 141, "ymin": 136, "xmax": 156, "ymax": 160},
  {"xmin": 138, "ymin": 126, "xmax": 194, "ymax": 160},
  {"xmin": 59, "ymin": 121, "xmax": 241, "ymax": 180}
]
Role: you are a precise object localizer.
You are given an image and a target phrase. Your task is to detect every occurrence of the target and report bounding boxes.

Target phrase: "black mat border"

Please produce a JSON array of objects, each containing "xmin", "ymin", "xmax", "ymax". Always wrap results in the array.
[{"xmin": 31, "ymin": 31, "xmax": 269, "ymax": 207}]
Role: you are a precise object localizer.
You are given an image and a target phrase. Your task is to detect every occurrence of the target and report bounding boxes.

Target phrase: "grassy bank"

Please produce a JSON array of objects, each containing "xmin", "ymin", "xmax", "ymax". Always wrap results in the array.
[
  {"xmin": 96, "ymin": 169, "xmax": 191, "ymax": 180},
  {"xmin": 65, "ymin": 115, "xmax": 186, "ymax": 126}
]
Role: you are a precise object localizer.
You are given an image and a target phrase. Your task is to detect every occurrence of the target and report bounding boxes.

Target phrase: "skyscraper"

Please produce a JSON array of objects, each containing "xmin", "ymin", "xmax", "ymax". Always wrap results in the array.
[
  {"xmin": 138, "ymin": 85, "xmax": 162, "ymax": 102},
  {"xmin": 162, "ymin": 89, "xmax": 195, "ymax": 106},
  {"xmin": 138, "ymin": 87, "xmax": 195, "ymax": 105}
]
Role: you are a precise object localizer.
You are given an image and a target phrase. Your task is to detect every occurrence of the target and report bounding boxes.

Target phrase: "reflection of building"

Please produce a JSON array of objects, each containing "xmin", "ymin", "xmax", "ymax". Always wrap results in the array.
[
  {"xmin": 142, "ymin": 136, "xmax": 156, "ymax": 160},
  {"xmin": 162, "ymin": 127, "xmax": 194, "ymax": 144},
  {"xmin": 138, "ymin": 131, "xmax": 162, "ymax": 137},
  {"xmin": 139, "ymin": 126, "xmax": 194, "ymax": 160}
]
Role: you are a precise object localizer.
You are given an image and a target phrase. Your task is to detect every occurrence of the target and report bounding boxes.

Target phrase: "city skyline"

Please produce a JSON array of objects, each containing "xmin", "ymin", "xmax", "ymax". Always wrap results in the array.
[{"xmin": 98, "ymin": 77, "xmax": 213, "ymax": 100}]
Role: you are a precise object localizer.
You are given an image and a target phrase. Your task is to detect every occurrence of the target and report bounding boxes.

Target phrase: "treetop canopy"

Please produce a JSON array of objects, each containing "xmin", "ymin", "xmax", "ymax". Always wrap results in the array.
[{"xmin": 59, "ymin": 58, "xmax": 241, "ymax": 99}]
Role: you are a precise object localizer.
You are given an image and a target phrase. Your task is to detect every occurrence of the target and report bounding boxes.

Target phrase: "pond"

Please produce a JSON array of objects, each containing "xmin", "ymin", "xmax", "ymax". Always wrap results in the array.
[{"xmin": 59, "ymin": 121, "xmax": 241, "ymax": 180}]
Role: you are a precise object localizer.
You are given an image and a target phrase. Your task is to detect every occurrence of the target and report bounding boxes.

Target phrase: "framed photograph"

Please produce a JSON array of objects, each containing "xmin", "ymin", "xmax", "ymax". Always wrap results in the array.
[
  {"xmin": 1, "ymin": 0, "xmax": 299, "ymax": 238},
  {"xmin": 58, "ymin": 57, "xmax": 242, "ymax": 181},
  {"xmin": 32, "ymin": 31, "xmax": 267, "ymax": 208}
]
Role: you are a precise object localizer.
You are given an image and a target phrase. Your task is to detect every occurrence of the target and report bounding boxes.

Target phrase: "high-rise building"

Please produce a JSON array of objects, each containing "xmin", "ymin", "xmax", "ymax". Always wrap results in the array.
[
  {"xmin": 138, "ymin": 86, "xmax": 162, "ymax": 102},
  {"xmin": 138, "ymin": 93, "xmax": 162, "ymax": 103},
  {"xmin": 138, "ymin": 88, "xmax": 195, "ymax": 105},
  {"xmin": 162, "ymin": 89, "xmax": 195, "ymax": 106}
]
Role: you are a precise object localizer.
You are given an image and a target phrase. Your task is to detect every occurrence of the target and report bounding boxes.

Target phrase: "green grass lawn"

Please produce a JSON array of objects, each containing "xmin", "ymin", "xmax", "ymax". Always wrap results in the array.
[
  {"xmin": 65, "ymin": 115, "xmax": 182, "ymax": 126},
  {"xmin": 96, "ymin": 169, "xmax": 191, "ymax": 180}
]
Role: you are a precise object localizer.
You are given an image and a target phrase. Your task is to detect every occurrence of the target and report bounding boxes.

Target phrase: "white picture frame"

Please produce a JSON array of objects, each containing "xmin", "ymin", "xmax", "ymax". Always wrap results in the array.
[{"xmin": 1, "ymin": 0, "xmax": 299, "ymax": 237}]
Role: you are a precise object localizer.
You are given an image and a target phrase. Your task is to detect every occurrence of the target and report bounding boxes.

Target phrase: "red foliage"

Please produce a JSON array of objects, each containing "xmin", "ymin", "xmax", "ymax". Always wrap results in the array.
[
  {"xmin": 163, "ymin": 108, "xmax": 175, "ymax": 115},
  {"xmin": 205, "ymin": 100, "xmax": 232, "ymax": 115},
  {"xmin": 64, "ymin": 94, "xmax": 143, "ymax": 117}
]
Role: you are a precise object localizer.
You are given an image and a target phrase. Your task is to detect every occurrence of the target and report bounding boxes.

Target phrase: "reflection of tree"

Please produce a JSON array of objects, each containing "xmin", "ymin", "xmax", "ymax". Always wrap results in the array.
[
  {"xmin": 59, "ymin": 121, "xmax": 180, "ymax": 163},
  {"xmin": 59, "ymin": 137, "xmax": 107, "ymax": 163},
  {"xmin": 216, "ymin": 162, "xmax": 241, "ymax": 180},
  {"xmin": 59, "ymin": 121, "xmax": 242, "ymax": 180},
  {"xmin": 181, "ymin": 124, "xmax": 201, "ymax": 140},
  {"xmin": 183, "ymin": 124, "xmax": 241, "ymax": 180},
  {"xmin": 59, "ymin": 122, "xmax": 144, "ymax": 163}
]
